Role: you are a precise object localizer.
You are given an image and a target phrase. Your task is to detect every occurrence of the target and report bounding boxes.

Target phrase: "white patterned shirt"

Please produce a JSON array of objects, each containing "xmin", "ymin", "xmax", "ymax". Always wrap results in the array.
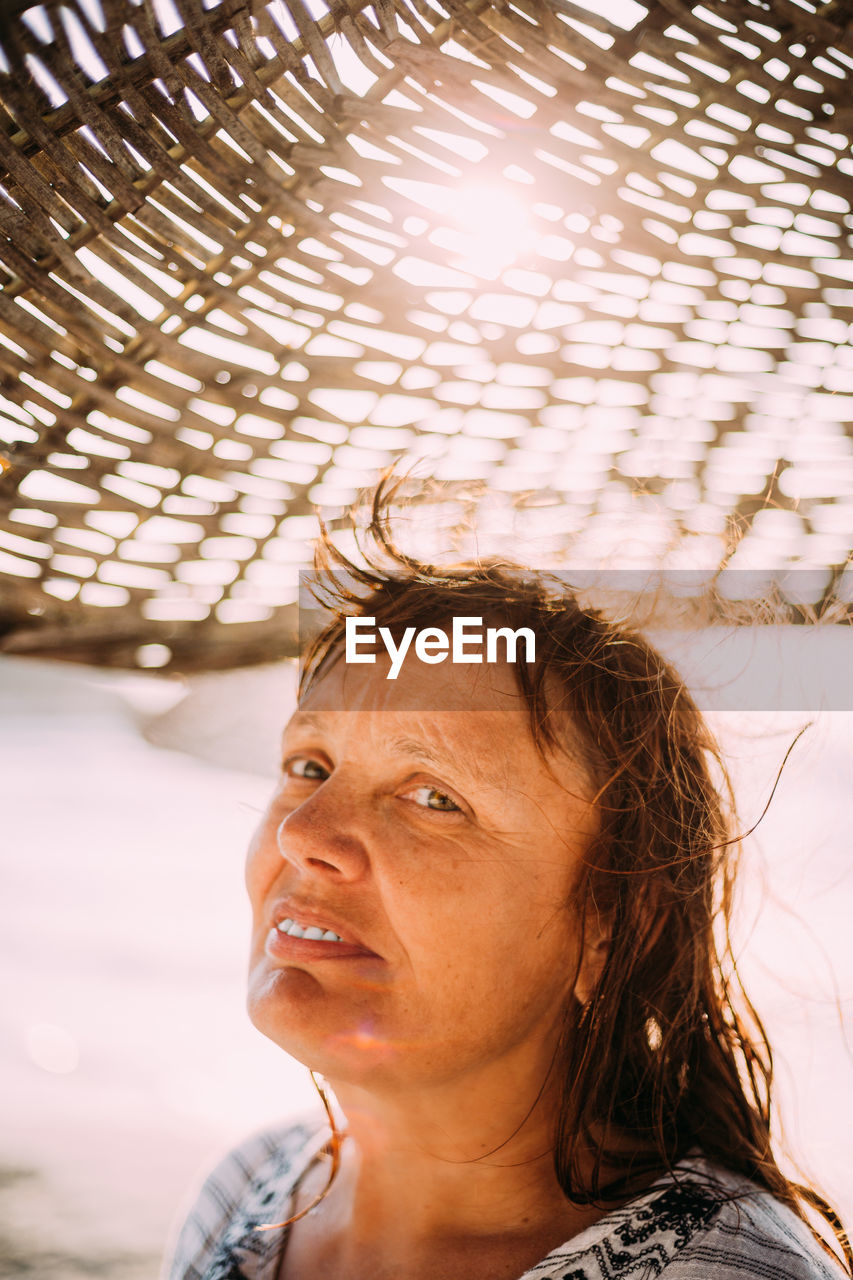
[{"xmin": 162, "ymin": 1117, "xmax": 845, "ymax": 1280}]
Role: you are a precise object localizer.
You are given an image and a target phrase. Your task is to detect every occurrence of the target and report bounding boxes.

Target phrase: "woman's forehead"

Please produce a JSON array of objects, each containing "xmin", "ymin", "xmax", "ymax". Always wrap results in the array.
[
  {"xmin": 287, "ymin": 660, "xmax": 594, "ymax": 798},
  {"xmin": 285, "ymin": 706, "xmax": 522, "ymax": 789},
  {"xmin": 300, "ymin": 645, "xmax": 530, "ymax": 715}
]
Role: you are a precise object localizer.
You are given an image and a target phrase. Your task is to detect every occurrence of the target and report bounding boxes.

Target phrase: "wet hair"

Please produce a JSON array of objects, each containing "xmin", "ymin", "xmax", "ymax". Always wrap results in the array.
[{"xmin": 297, "ymin": 478, "xmax": 851, "ymax": 1273}]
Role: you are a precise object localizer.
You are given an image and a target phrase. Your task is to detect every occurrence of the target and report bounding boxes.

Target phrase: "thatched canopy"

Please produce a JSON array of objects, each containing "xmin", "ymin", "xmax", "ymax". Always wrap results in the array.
[{"xmin": 0, "ymin": 0, "xmax": 850, "ymax": 670}]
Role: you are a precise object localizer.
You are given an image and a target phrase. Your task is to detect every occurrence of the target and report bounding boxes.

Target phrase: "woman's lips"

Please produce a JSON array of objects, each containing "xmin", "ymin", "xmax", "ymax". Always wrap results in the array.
[
  {"xmin": 264, "ymin": 926, "xmax": 380, "ymax": 963},
  {"xmin": 264, "ymin": 902, "xmax": 382, "ymax": 963},
  {"xmin": 268, "ymin": 900, "xmax": 379, "ymax": 956}
]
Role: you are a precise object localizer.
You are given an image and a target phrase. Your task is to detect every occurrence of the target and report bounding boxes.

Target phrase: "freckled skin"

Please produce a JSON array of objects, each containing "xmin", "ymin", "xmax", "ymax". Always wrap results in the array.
[
  {"xmin": 245, "ymin": 655, "xmax": 600, "ymax": 1093},
  {"xmin": 244, "ymin": 655, "xmax": 608, "ymax": 1280}
]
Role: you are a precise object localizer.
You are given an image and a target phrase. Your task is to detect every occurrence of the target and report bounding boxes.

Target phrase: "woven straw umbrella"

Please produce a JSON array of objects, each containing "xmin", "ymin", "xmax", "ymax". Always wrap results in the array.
[{"xmin": 0, "ymin": 0, "xmax": 850, "ymax": 670}]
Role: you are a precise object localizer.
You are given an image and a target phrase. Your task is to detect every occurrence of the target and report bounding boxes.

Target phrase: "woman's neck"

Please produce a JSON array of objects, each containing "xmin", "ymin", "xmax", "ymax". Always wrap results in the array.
[{"xmin": 281, "ymin": 1077, "xmax": 605, "ymax": 1280}]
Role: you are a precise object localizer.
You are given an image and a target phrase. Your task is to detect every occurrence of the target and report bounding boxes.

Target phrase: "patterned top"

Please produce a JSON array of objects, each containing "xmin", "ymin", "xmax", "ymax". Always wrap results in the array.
[{"xmin": 162, "ymin": 1118, "xmax": 844, "ymax": 1280}]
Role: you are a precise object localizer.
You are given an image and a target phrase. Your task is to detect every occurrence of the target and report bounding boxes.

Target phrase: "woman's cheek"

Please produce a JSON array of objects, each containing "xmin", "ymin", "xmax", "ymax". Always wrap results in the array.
[
  {"xmin": 244, "ymin": 811, "xmax": 283, "ymax": 899},
  {"xmin": 376, "ymin": 826, "xmax": 490, "ymax": 906}
]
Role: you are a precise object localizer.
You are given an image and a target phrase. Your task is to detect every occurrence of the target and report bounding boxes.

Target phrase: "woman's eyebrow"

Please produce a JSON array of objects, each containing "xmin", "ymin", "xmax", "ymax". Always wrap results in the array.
[
  {"xmin": 286, "ymin": 711, "xmax": 325, "ymax": 732},
  {"xmin": 284, "ymin": 716, "xmax": 507, "ymax": 789},
  {"xmin": 388, "ymin": 736, "xmax": 447, "ymax": 767},
  {"xmin": 387, "ymin": 735, "xmax": 504, "ymax": 790}
]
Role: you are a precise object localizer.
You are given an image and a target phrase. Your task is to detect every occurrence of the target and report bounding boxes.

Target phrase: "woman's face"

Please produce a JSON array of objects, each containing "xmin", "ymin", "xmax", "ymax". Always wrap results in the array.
[{"xmin": 245, "ymin": 652, "xmax": 600, "ymax": 1095}]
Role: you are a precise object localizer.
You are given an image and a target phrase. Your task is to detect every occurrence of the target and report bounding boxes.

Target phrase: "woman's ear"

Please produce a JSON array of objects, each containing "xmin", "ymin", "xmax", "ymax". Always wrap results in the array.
[
  {"xmin": 573, "ymin": 908, "xmax": 611, "ymax": 1006},
  {"xmin": 574, "ymin": 883, "xmax": 670, "ymax": 1006}
]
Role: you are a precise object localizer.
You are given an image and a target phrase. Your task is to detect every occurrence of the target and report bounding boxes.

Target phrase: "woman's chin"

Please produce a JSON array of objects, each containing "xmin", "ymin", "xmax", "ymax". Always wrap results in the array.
[{"xmin": 247, "ymin": 976, "xmax": 401, "ymax": 1086}]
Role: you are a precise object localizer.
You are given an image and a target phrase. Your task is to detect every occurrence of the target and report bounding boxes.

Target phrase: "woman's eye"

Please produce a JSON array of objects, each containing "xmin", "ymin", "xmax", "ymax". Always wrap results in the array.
[
  {"xmin": 286, "ymin": 757, "xmax": 328, "ymax": 781},
  {"xmin": 407, "ymin": 785, "xmax": 461, "ymax": 812}
]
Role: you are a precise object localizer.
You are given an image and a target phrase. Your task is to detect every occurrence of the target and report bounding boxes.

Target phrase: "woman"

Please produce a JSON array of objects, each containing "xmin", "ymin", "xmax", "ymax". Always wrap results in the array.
[{"xmin": 164, "ymin": 490, "xmax": 850, "ymax": 1280}]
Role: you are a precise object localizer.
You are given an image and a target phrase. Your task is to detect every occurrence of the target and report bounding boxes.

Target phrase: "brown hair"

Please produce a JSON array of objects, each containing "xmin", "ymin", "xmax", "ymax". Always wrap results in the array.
[{"xmin": 298, "ymin": 479, "xmax": 851, "ymax": 1272}]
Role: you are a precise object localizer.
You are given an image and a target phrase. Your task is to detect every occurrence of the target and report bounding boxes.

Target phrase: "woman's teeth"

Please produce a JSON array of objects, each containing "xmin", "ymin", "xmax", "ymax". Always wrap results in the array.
[{"xmin": 277, "ymin": 917, "xmax": 343, "ymax": 942}]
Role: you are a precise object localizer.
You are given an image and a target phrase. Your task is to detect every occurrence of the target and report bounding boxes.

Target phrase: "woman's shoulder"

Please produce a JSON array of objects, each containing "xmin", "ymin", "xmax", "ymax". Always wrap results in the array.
[
  {"xmin": 533, "ymin": 1158, "xmax": 846, "ymax": 1280},
  {"xmin": 160, "ymin": 1113, "xmax": 326, "ymax": 1280},
  {"xmin": 658, "ymin": 1165, "xmax": 846, "ymax": 1279}
]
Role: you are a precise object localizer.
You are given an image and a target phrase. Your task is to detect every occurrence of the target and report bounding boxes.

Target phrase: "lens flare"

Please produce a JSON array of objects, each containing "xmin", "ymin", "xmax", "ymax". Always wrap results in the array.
[{"xmin": 447, "ymin": 181, "xmax": 535, "ymax": 278}]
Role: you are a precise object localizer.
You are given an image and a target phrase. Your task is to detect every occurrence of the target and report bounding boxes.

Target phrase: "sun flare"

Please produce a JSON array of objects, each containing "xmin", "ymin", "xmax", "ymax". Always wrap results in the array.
[{"xmin": 447, "ymin": 181, "xmax": 535, "ymax": 278}]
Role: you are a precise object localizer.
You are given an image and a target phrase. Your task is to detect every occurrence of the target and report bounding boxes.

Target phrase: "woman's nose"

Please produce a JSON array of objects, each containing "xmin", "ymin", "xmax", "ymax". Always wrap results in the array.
[{"xmin": 274, "ymin": 789, "xmax": 369, "ymax": 881}]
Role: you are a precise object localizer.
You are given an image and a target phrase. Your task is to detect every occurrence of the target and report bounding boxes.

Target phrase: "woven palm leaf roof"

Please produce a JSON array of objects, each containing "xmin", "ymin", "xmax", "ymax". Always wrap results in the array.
[{"xmin": 0, "ymin": 0, "xmax": 851, "ymax": 670}]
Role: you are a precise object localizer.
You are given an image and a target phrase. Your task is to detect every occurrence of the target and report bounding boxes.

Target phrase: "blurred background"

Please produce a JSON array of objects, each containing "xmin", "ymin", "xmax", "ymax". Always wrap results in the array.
[{"xmin": 1, "ymin": 0, "xmax": 852, "ymax": 672}]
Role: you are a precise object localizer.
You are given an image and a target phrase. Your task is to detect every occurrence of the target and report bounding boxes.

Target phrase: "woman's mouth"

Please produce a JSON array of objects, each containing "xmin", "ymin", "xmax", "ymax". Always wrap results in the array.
[
  {"xmin": 264, "ymin": 911, "xmax": 381, "ymax": 963},
  {"xmin": 277, "ymin": 917, "xmax": 344, "ymax": 942}
]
